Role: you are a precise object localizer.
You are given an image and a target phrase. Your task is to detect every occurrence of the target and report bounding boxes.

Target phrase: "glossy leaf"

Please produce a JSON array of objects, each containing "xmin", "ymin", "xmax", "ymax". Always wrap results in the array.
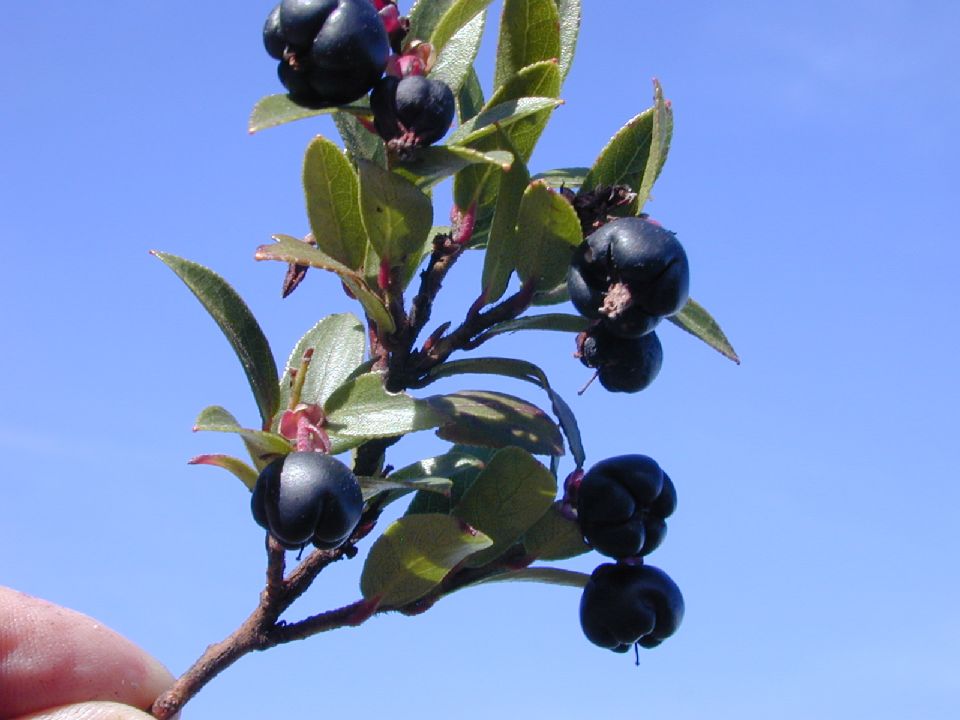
[
  {"xmin": 514, "ymin": 181, "xmax": 582, "ymax": 290},
  {"xmin": 393, "ymin": 146, "xmax": 513, "ymax": 191},
  {"xmin": 360, "ymin": 514, "xmax": 492, "ymax": 607},
  {"xmin": 188, "ymin": 454, "xmax": 259, "ymax": 491},
  {"xmin": 372, "ymin": 452, "xmax": 484, "ymax": 509},
  {"xmin": 482, "ymin": 313, "xmax": 589, "ymax": 339},
  {"xmin": 193, "ymin": 405, "xmax": 291, "ymax": 469},
  {"xmin": 453, "ymin": 447, "xmax": 556, "ymax": 567},
  {"xmin": 277, "ymin": 314, "xmax": 366, "ymax": 418},
  {"xmin": 669, "ymin": 298, "xmax": 741, "ymax": 364},
  {"xmin": 248, "ymin": 94, "xmax": 368, "ymax": 134},
  {"xmin": 325, "ymin": 373, "xmax": 443, "ymax": 440},
  {"xmin": 431, "ymin": 11, "xmax": 486, "ymax": 97},
  {"xmin": 481, "ymin": 135, "xmax": 529, "ymax": 302},
  {"xmin": 447, "ymin": 97, "xmax": 563, "ymax": 146},
  {"xmin": 255, "ymin": 235, "xmax": 395, "ymax": 333},
  {"xmin": 302, "ymin": 136, "xmax": 368, "ymax": 269},
  {"xmin": 153, "ymin": 252, "xmax": 279, "ymax": 429},
  {"xmin": 357, "ymin": 159, "xmax": 433, "ymax": 274},
  {"xmin": 635, "ymin": 79, "xmax": 673, "ymax": 212},
  {"xmin": 522, "ymin": 502, "xmax": 589, "ymax": 560},
  {"xmin": 359, "ymin": 476, "xmax": 453, "ymax": 502},
  {"xmin": 554, "ymin": 0, "xmax": 581, "ymax": 83},
  {"xmin": 333, "ymin": 111, "xmax": 386, "ymax": 167},
  {"xmin": 494, "ymin": 0, "xmax": 561, "ymax": 91},
  {"xmin": 427, "ymin": 390, "xmax": 564, "ymax": 456},
  {"xmin": 531, "ymin": 167, "xmax": 590, "ymax": 187},
  {"xmin": 404, "ymin": 456, "xmax": 484, "ymax": 516},
  {"xmin": 479, "ymin": 566, "xmax": 590, "ymax": 589},
  {"xmin": 430, "ymin": 0, "xmax": 495, "ymax": 56}
]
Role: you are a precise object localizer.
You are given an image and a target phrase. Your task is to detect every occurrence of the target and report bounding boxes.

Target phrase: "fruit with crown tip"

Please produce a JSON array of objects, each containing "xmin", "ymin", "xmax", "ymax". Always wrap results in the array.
[
  {"xmin": 579, "ymin": 323, "xmax": 663, "ymax": 393},
  {"xmin": 370, "ymin": 75, "xmax": 456, "ymax": 147}
]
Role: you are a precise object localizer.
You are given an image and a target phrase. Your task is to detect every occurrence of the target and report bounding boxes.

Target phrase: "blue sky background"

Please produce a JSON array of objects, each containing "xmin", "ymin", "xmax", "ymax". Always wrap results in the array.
[{"xmin": 2, "ymin": 1, "xmax": 959, "ymax": 717}]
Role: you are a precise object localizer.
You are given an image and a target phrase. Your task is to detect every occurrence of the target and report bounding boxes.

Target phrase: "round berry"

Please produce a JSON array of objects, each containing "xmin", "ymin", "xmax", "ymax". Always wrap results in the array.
[
  {"xmin": 279, "ymin": 0, "xmax": 339, "ymax": 48},
  {"xmin": 251, "ymin": 452, "xmax": 363, "ymax": 549},
  {"xmin": 579, "ymin": 324, "xmax": 663, "ymax": 394},
  {"xmin": 370, "ymin": 75, "xmax": 456, "ymax": 147},
  {"xmin": 263, "ymin": 4, "xmax": 288, "ymax": 60},
  {"xmin": 576, "ymin": 455, "xmax": 675, "ymax": 559},
  {"xmin": 579, "ymin": 563, "xmax": 684, "ymax": 652}
]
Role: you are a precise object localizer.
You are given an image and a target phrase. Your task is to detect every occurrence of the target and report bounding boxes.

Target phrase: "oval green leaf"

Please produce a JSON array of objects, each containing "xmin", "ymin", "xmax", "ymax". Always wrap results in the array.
[
  {"xmin": 514, "ymin": 181, "xmax": 583, "ymax": 290},
  {"xmin": 494, "ymin": 0, "xmax": 561, "ymax": 91},
  {"xmin": 669, "ymin": 297, "xmax": 741, "ymax": 364}
]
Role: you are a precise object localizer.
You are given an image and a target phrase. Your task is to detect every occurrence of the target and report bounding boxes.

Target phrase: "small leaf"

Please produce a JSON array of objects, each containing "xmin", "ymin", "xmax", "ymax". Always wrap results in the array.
[
  {"xmin": 193, "ymin": 405, "xmax": 292, "ymax": 469},
  {"xmin": 485, "ymin": 60, "xmax": 560, "ymax": 163},
  {"xmin": 481, "ymin": 134, "xmax": 530, "ymax": 302},
  {"xmin": 302, "ymin": 136, "xmax": 368, "ymax": 269},
  {"xmin": 360, "ymin": 514, "xmax": 492, "ymax": 607},
  {"xmin": 669, "ymin": 298, "xmax": 741, "ymax": 364},
  {"xmin": 494, "ymin": 0, "xmax": 561, "ymax": 91},
  {"xmin": 188, "ymin": 454, "xmax": 259, "ymax": 491},
  {"xmin": 431, "ymin": 11, "xmax": 486, "ymax": 96},
  {"xmin": 393, "ymin": 146, "xmax": 513, "ymax": 191},
  {"xmin": 514, "ymin": 181, "xmax": 583, "ymax": 290},
  {"xmin": 430, "ymin": 0, "xmax": 495, "ymax": 56},
  {"xmin": 479, "ymin": 566, "xmax": 590, "ymax": 589},
  {"xmin": 531, "ymin": 167, "xmax": 590, "ymax": 187},
  {"xmin": 522, "ymin": 502, "xmax": 589, "ymax": 560},
  {"xmin": 248, "ymin": 94, "xmax": 368, "ymax": 134},
  {"xmin": 277, "ymin": 314, "xmax": 366, "ymax": 417},
  {"xmin": 482, "ymin": 313, "xmax": 590, "ymax": 339},
  {"xmin": 457, "ymin": 66, "xmax": 486, "ymax": 122},
  {"xmin": 407, "ymin": 0, "xmax": 456, "ymax": 45},
  {"xmin": 554, "ymin": 0, "xmax": 581, "ymax": 83},
  {"xmin": 427, "ymin": 390, "xmax": 564, "ymax": 456},
  {"xmin": 581, "ymin": 105, "xmax": 656, "ymax": 207},
  {"xmin": 357, "ymin": 159, "xmax": 433, "ymax": 275},
  {"xmin": 325, "ymin": 373, "xmax": 443, "ymax": 439},
  {"xmin": 453, "ymin": 447, "xmax": 556, "ymax": 567},
  {"xmin": 404, "ymin": 452, "xmax": 487, "ymax": 516},
  {"xmin": 153, "ymin": 252, "xmax": 279, "ymax": 429},
  {"xmin": 358, "ymin": 476, "xmax": 453, "ymax": 502},
  {"xmin": 447, "ymin": 97, "xmax": 564, "ymax": 146},
  {"xmin": 255, "ymin": 236, "xmax": 395, "ymax": 333},
  {"xmin": 333, "ymin": 111, "xmax": 386, "ymax": 167},
  {"xmin": 635, "ymin": 79, "xmax": 673, "ymax": 212}
]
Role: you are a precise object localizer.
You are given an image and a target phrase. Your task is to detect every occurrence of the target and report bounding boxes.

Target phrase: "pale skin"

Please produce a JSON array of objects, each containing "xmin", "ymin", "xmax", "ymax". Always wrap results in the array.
[{"xmin": 0, "ymin": 587, "xmax": 174, "ymax": 720}]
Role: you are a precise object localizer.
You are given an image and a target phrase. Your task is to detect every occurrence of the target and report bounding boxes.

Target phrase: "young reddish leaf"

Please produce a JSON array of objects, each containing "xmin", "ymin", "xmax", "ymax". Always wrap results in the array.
[{"xmin": 192, "ymin": 405, "xmax": 291, "ymax": 470}]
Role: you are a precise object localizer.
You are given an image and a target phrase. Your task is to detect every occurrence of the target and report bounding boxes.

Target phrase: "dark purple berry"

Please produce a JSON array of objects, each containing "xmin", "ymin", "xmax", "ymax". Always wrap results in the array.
[
  {"xmin": 579, "ymin": 563, "xmax": 684, "ymax": 652},
  {"xmin": 576, "ymin": 455, "xmax": 675, "ymax": 559},
  {"xmin": 370, "ymin": 75, "xmax": 456, "ymax": 147},
  {"xmin": 579, "ymin": 324, "xmax": 663, "ymax": 394},
  {"xmin": 263, "ymin": 4, "xmax": 287, "ymax": 60},
  {"xmin": 251, "ymin": 452, "xmax": 363, "ymax": 549},
  {"xmin": 279, "ymin": 0, "xmax": 339, "ymax": 48}
]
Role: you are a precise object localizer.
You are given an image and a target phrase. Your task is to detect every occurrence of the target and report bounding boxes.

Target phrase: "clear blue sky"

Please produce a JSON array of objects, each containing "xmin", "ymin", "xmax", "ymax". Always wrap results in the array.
[{"xmin": 2, "ymin": 1, "xmax": 958, "ymax": 718}]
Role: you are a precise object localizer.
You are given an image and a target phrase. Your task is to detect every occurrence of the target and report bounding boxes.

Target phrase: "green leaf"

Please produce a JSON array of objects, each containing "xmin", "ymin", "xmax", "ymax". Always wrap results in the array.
[
  {"xmin": 485, "ymin": 60, "xmax": 561, "ymax": 162},
  {"xmin": 514, "ymin": 181, "xmax": 583, "ymax": 290},
  {"xmin": 404, "ymin": 452, "xmax": 487, "ymax": 515},
  {"xmin": 431, "ymin": 11, "xmax": 486, "ymax": 97},
  {"xmin": 669, "ymin": 298, "xmax": 741, "ymax": 364},
  {"xmin": 635, "ymin": 79, "xmax": 673, "ymax": 212},
  {"xmin": 187, "ymin": 454, "xmax": 260, "ymax": 492},
  {"xmin": 153, "ymin": 252, "xmax": 279, "ymax": 429},
  {"xmin": 407, "ymin": 0, "xmax": 456, "ymax": 44},
  {"xmin": 277, "ymin": 314, "xmax": 366, "ymax": 418},
  {"xmin": 447, "ymin": 97, "xmax": 564, "ymax": 146},
  {"xmin": 482, "ymin": 313, "xmax": 590, "ymax": 339},
  {"xmin": 359, "ymin": 476, "xmax": 453, "ymax": 502},
  {"xmin": 333, "ymin": 111, "xmax": 386, "ymax": 167},
  {"xmin": 494, "ymin": 0, "xmax": 561, "ymax": 91},
  {"xmin": 248, "ymin": 94, "xmax": 368, "ymax": 134},
  {"xmin": 453, "ymin": 447, "xmax": 556, "ymax": 567},
  {"xmin": 193, "ymin": 406, "xmax": 292, "ymax": 470},
  {"xmin": 554, "ymin": 0, "xmax": 581, "ymax": 83},
  {"xmin": 531, "ymin": 167, "xmax": 590, "ymax": 188},
  {"xmin": 481, "ymin": 135, "xmax": 529, "ymax": 303},
  {"xmin": 417, "ymin": 358, "xmax": 585, "ymax": 468},
  {"xmin": 457, "ymin": 66, "xmax": 486, "ymax": 122},
  {"xmin": 531, "ymin": 281, "xmax": 571, "ymax": 306},
  {"xmin": 426, "ymin": 390, "xmax": 564, "ymax": 457},
  {"xmin": 360, "ymin": 514, "xmax": 492, "ymax": 607},
  {"xmin": 357, "ymin": 159, "xmax": 433, "ymax": 276},
  {"xmin": 325, "ymin": 373, "xmax": 443, "ymax": 440},
  {"xmin": 393, "ymin": 146, "xmax": 513, "ymax": 191},
  {"xmin": 254, "ymin": 235, "xmax": 396, "ymax": 333},
  {"xmin": 522, "ymin": 502, "xmax": 589, "ymax": 560},
  {"xmin": 430, "ymin": 0, "xmax": 495, "ymax": 56},
  {"xmin": 478, "ymin": 566, "xmax": 590, "ymax": 589},
  {"xmin": 302, "ymin": 136, "xmax": 368, "ymax": 269}
]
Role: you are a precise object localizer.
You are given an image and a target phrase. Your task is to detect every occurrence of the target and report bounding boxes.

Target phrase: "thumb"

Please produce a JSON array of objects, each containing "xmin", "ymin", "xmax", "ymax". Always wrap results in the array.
[{"xmin": 16, "ymin": 701, "xmax": 171, "ymax": 720}]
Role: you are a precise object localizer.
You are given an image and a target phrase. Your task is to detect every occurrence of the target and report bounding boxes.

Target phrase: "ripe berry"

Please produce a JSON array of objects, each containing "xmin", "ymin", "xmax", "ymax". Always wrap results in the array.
[
  {"xmin": 576, "ymin": 455, "xmax": 676, "ymax": 558},
  {"xmin": 579, "ymin": 563, "xmax": 684, "ymax": 652},
  {"xmin": 370, "ymin": 75, "xmax": 456, "ymax": 147},
  {"xmin": 567, "ymin": 217, "xmax": 690, "ymax": 337},
  {"xmin": 263, "ymin": 4, "xmax": 287, "ymax": 60},
  {"xmin": 251, "ymin": 452, "xmax": 363, "ymax": 549},
  {"xmin": 579, "ymin": 323, "xmax": 663, "ymax": 394},
  {"xmin": 279, "ymin": 0, "xmax": 339, "ymax": 48}
]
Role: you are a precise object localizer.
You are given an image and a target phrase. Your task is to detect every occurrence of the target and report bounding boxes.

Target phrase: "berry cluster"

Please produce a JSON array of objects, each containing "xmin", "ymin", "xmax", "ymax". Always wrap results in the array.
[
  {"xmin": 567, "ymin": 216, "xmax": 690, "ymax": 393},
  {"xmin": 262, "ymin": 0, "xmax": 455, "ymax": 148},
  {"xmin": 251, "ymin": 451, "xmax": 363, "ymax": 549},
  {"xmin": 572, "ymin": 455, "xmax": 684, "ymax": 653}
]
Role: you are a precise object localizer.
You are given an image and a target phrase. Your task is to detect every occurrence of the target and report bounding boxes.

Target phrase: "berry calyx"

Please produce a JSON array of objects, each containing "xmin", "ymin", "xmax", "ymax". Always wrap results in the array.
[
  {"xmin": 576, "ymin": 454, "xmax": 676, "ymax": 558},
  {"xmin": 251, "ymin": 452, "xmax": 363, "ymax": 549},
  {"xmin": 579, "ymin": 563, "xmax": 684, "ymax": 652},
  {"xmin": 370, "ymin": 75, "xmax": 456, "ymax": 148}
]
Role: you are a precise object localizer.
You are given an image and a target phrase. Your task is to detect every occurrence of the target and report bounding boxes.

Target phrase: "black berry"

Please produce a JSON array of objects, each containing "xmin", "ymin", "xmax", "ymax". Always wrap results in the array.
[
  {"xmin": 263, "ymin": 4, "xmax": 287, "ymax": 60},
  {"xmin": 370, "ymin": 75, "xmax": 456, "ymax": 147},
  {"xmin": 567, "ymin": 217, "xmax": 690, "ymax": 337},
  {"xmin": 579, "ymin": 323, "xmax": 663, "ymax": 394},
  {"xmin": 576, "ymin": 455, "xmax": 676, "ymax": 558},
  {"xmin": 251, "ymin": 452, "xmax": 363, "ymax": 549},
  {"xmin": 579, "ymin": 563, "xmax": 684, "ymax": 652}
]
